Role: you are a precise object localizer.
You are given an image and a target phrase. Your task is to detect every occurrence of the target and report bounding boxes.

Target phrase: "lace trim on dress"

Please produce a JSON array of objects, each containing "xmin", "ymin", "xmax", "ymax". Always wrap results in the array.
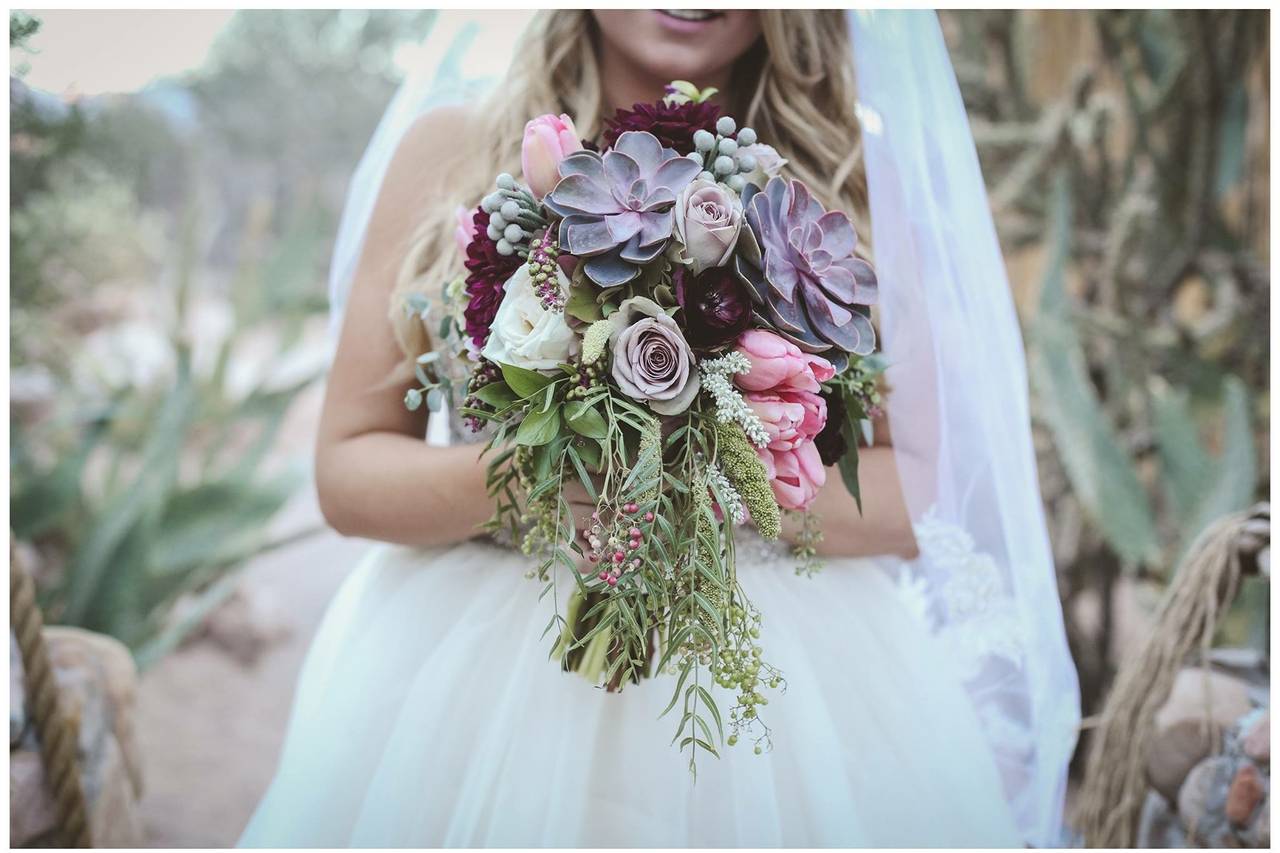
[{"xmin": 896, "ymin": 508, "xmax": 1025, "ymax": 683}]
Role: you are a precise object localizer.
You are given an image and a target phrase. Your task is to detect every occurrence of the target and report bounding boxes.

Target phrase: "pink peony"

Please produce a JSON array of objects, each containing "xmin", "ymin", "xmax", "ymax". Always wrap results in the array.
[
  {"xmin": 758, "ymin": 442, "xmax": 826, "ymax": 511},
  {"xmin": 734, "ymin": 329, "xmax": 835, "ymax": 393},
  {"xmin": 744, "ymin": 389, "xmax": 827, "ymax": 451},
  {"xmin": 454, "ymin": 206, "xmax": 477, "ymax": 256},
  {"xmin": 522, "ymin": 113, "xmax": 583, "ymax": 199}
]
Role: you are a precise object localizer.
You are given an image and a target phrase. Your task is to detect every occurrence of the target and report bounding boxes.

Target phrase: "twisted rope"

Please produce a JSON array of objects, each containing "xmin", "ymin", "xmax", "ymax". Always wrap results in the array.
[
  {"xmin": 10, "ymin": 542, "xmax": 92, "ymax": 848},
  {"xmin": 1075, "ymin": 503, "xmax": 1269, "ymax": 848}
]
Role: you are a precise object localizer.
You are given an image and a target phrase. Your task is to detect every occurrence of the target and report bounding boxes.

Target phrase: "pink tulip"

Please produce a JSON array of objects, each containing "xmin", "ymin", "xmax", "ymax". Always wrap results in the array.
[
  {"xmin": 522, "ymin": 114, "xmax": 583, "ymax": 199},
  {"xmin": 735, "ymin": 329, "xmax": 835, "ymax": 393},
  {"xmin": 454, "ymin": 206, "xmax": 477, "ymax": 256},
  {"xmin": 744, "ymin": 389, "xmax": 827, "ymax": 451},
  {"xmin": 757, "ymin": 442, "xmax": 826, "ymax": 511}
]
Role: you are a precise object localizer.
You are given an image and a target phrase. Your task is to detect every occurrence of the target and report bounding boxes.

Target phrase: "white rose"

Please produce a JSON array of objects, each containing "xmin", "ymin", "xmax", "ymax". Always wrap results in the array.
[
  {"xmin": 480, "ymin": 264, "xmax": 576, "ymax": 371},
  {"xmin": 673, "ymin": 178, "xmax": 743, "ymax": 274},
  {"xmin": 738, "ymin": 143, "xmax": 788, "ymax": 187}
]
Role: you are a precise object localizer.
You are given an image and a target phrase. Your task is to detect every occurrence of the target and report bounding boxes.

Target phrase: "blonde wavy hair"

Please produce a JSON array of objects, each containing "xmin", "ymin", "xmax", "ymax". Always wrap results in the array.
[{"xmin": 392, "ymin": 10, "xmax": 866, "ymax": 359}]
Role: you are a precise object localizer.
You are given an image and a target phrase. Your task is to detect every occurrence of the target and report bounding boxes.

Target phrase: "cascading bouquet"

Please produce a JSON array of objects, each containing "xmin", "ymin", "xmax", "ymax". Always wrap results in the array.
[{"xmin": 407, "ymin": 81, "xmax": 884, "ymax": 766}]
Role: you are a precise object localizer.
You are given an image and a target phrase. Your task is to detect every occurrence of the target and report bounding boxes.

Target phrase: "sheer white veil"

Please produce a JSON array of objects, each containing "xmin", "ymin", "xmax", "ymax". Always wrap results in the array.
[
  {"xmin": 328, "ymin": 10, "xmax": 1079, "ymax": 845},
  {"xmin": 849, "ymin": 11, "xmax": 1079, "ymax": 845}
]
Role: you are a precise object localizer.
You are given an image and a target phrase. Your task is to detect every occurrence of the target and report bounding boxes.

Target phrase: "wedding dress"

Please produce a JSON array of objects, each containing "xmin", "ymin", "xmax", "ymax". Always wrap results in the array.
[
  {"xmin": 239, "ymin": 407, "xmax": 1022, "ymax": 847},
  {"xmin": 241, "ymin": 10, "xmax": 1079, "ymax": 848}
]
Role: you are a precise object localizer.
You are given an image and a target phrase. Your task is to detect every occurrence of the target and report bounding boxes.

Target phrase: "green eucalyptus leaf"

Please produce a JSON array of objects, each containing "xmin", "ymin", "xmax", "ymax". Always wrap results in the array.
[
  {"xmin": 516, "ymin": 403, "xmax": 562, "ymax": 446},
  {"xmin": 501, "ymin": 363, "xmax": 554, "ymax": 398},
  {"xmin": 472, "ymin": 381, "xmax": 517, "ymax": 409},
  {"xmin": 564, "ymin": 400, "xmax": 608, "ymax": 439}
]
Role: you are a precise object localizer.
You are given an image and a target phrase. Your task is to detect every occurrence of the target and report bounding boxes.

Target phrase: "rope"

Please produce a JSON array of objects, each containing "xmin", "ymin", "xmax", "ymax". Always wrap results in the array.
[
  {"xmin": 1074, "ymin": 503, "xmax": 1269, "ymax": 848},
  {"xmin": 10, "ymin": 542, "xmax": 92, "ymax": 848}
]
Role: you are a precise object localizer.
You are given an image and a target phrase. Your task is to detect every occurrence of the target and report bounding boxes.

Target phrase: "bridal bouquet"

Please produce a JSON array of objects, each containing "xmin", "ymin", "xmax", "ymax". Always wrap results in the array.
[{"xmin": 408, "ymin": 81, "xmax": 883, "ymax": 764}]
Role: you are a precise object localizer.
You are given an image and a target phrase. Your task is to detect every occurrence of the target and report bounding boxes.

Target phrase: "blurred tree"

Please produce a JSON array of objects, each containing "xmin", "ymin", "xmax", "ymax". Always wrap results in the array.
[
  {"xmin": 940, "ymin": 9, "xmax": 1268, "ymax": 733},
  {"xmin": 187, "ymin": 9, "xmax": 436, "ymax": 255}
]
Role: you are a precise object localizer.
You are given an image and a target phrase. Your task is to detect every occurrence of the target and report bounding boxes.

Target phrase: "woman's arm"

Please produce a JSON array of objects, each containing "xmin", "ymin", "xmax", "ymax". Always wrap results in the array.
[
  {"xmin": 315, "ymin": 109, "xmax": 495, "ymax": 548},
  {"xmin": 779, "ymin": 416, "xmax": 920, "ymax": 560}
]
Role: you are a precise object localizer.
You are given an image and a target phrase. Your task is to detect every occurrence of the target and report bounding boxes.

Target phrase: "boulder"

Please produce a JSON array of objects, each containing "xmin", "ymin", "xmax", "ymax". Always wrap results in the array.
[
  {"xmin": 1136, "ymin": 790, "xmax": 1187, "ymax": 848},
  {"xmin": 1178, "ymin": 756, "xmax": 1234, "ymax": 846},
  {"xmin": 1148, "ymin": 718, "xmax": 1222, "ymax": 802},
  {"xmin": 11, "ymin": 631, "xmax": 26, "ymax": 748},
  {"xmin": 9, "ymin": 627, "xmax": 144, "ymax": 848},
  {"xmin": 1242, "ymin": 711, "xmax": 1269, "ymax": 765},
  {"xmin": 1157, "ymin": 668, "xmax": 1254, "ymax": 733},
  {"xmin": 1226, "ymin": 763, "xmax": 1265, "ymax": 827},
  {"xmin": 1246, "ymin": 800, "xmax": 1269, "ymax": 847}
]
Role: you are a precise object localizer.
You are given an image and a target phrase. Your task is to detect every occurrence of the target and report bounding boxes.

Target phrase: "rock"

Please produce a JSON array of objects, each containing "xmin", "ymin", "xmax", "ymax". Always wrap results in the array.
[
  {"xmin": 11, "ymin": 631, "xmax": 27, "ymax": 747},
  {"xmin": 9, "ymin": 750, "xmax": 58, "ymax": 845},
  {"xmin": 83, "ymin": 734, "xmax": 144, "ymax": 847},
  {"xmin": 1226, "ymin": 764, "xmax": 1265, "ymax": 826},
  {"xmin": 1157, "ymin": 668, "xmax": 1254, "ymax": 733},
  {"xmin": 197, "ymin": 584, "xmax": 292, "ymax": 666},
  {"xmin": 1179, "ymin": 756, "xmax": 1234, "ymax": 846},
  {"xmin": 44, "ymin": 627, "xmax": 142, "ymax": 794},
  {"xmin": 1137, "ymin": 790, "xmax": 1187, "ymax": 848},
  {"xmin": 1149, "ymin": 718, "xmax": 1222, "ymax": 802},
  {"xmin": 1246, "ymin": 800, "xmax": 1269, "ymax": 847},
  {"xmin": 9, "ymin": 627, "xmax": 144, "ymax": 848},
  {"xmin": 1243, "ymin": 711, "xmax": 1269, "ymax": 764}
]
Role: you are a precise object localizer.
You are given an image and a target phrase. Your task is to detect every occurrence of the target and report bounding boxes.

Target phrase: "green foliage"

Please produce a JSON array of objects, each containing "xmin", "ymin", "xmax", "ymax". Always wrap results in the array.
[
  {"xmin": 944, "ymin": 9, "xmax": 1267, "ymax": 711},
  {"xmin": 1030, "ymin": 173, "xmax": 1161, "ymax": 567}
]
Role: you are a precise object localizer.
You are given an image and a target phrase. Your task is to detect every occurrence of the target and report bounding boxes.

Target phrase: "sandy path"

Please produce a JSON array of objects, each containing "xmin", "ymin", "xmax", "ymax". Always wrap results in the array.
[{"xmin": 134, "ymin": 485, "xmax": 369, "ymax": 847}]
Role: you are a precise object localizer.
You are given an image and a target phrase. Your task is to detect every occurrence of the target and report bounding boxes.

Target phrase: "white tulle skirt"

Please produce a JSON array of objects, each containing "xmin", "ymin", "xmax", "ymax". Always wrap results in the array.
[{"xmin": 238, "ymin": 537, "xmax": 1022, "ymax": 847}]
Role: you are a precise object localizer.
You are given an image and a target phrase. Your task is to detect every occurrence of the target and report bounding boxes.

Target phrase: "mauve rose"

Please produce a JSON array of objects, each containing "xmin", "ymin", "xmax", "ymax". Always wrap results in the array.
[
  {"xmin": 522, "ymin": 114, "xmax": 583, "ymax": 199},
  {"xmin": 758, "ymin": 442, "xmax": 826, "ymax": 511},
  {"xmin": 745, "ymin": 389, "xmax": 827, "ymax": 451},
  {"xmin": 608, "ymin": 296, "xmax": 700, "ymax": 415},
  {"xmin": 673, "ymin": 178, "xmax": 743, "ymax": 273},
  {"xmin": 735, "ymin": 329, "xmax": 835, "ymax": 393}
]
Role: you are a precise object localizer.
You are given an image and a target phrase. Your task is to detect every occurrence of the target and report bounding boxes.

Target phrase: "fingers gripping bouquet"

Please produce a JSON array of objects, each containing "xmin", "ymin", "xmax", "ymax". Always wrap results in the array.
[{"xmin": 408, "ymin": 82, "xmax": 885, "ymax": 767}]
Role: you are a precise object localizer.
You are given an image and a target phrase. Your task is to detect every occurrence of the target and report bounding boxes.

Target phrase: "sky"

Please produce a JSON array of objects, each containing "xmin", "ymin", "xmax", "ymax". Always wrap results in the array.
[
  {"xmin": 12, "ymin": 10, "xmax": 235, "ymax": 96},
  {"xmin": 10, "ymin": 10, "xmax": 536, "ymax": 99}
]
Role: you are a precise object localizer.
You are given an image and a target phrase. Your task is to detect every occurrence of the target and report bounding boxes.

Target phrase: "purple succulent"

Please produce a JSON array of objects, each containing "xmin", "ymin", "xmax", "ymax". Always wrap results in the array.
[
  {"xmin": 543, "ymin": 131, "xmax": 701, "ymax": 288},
  {"xmin": 734, "ymin": 177, "xmax": 878, "ymax": 360}
]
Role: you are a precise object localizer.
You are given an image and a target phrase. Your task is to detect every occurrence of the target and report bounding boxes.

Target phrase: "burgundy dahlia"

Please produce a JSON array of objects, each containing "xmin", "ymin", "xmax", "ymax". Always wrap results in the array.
[
  {"xmin": 462, "ymin": 206, "xmax": 521, "ymax": 350},
  {"xmin": 674, "ymin": 266, "xmax": 752, "ymax": 350},
  {"xmin": 602, "ymin": 99, "xmax": 721, "ymax": 152}
]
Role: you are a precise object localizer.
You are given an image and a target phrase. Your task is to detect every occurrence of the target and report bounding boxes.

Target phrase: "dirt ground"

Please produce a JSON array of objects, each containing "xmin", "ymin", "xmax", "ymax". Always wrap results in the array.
[{"xmin": 134, "ymin": 486, "xmax": 366, "ymax": 847}]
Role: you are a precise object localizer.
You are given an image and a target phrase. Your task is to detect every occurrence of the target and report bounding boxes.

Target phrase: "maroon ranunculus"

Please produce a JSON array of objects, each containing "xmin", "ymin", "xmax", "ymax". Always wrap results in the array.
[
  {"xmin": 814, "ymin": 386, "xmax": 848, "ymax": 467},
  {"xmin": 463, "ymin": 206, "xmax": 521, "ymax": 350},
  {"xmin": 602, "ymin": 99, "xmax": 721, "ymax": 152},
  {"xmin": 674, "ymin": 266, "xmax": 753, "ymax": 351}
]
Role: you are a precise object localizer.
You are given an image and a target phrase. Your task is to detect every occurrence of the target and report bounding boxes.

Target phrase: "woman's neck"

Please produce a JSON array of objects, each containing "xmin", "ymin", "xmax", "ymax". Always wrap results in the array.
[{"xmin": 597, "ymin": 49, "xmax": 734, "ymax": 115}]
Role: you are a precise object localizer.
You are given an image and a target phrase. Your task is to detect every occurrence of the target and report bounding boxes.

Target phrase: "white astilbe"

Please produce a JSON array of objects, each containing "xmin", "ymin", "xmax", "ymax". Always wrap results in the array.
[
  {"xmin": 706, "ymin": 462, "xmax": 747, "ymax": 525},
  {"xmin": 699, "ymin": 352, "xmax": 770, "ymax": 447}
]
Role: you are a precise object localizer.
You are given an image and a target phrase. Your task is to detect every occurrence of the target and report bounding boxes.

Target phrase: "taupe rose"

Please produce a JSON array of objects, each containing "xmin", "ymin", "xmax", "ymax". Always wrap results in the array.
[
  {"xmin": 673, "ymin": 179, "xmax": 742, "ymax": 274},
  {"xmin": 608, "ymin": 296, "xmax": 700, "ymax": 415}
]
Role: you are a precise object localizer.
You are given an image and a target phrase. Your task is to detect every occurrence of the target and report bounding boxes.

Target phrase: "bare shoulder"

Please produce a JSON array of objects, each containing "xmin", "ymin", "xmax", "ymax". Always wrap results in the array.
[
  {"xmin": 365, "ymin": 105, "xmax": 477, "ymax": 244},
  {"xmin": 386, "ymin": 104, "xmax": 478, "ymax": 185}
]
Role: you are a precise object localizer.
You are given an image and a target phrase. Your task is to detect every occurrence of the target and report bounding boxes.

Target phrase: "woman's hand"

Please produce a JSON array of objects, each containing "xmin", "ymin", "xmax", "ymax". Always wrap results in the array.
[{"xmin": 561, "ymin": 477, "xmax": 603, "ymax": 574}]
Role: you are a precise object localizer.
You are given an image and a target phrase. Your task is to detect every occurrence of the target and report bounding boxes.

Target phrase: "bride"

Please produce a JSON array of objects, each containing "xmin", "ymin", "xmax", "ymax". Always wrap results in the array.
[{"xmin": 240, "ymin": 10, "xmax": 1079, "ymax": 847}]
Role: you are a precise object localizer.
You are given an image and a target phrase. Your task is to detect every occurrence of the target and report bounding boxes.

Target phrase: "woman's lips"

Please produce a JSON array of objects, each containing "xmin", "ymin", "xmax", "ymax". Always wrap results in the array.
[{"xmin": 655, "ymin": 10, "xmax": 724, "ymax": 34}]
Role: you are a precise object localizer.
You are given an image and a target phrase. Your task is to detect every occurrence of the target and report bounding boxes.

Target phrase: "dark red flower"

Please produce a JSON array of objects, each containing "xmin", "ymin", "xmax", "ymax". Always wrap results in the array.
[
  {"xmin": 674, "ymin": 266, "xmax": 752, "ymax": 351},
  {"xmin": 814, "ymin": 387, "xmax": 848, "ymax": 466},
  {"xmin": 462, "ymin": 206, "xmax": 521, "ymax": 350},
  {"xmin": 602, "ymin": 99, "xmax": 721, "ymax": 152}
]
